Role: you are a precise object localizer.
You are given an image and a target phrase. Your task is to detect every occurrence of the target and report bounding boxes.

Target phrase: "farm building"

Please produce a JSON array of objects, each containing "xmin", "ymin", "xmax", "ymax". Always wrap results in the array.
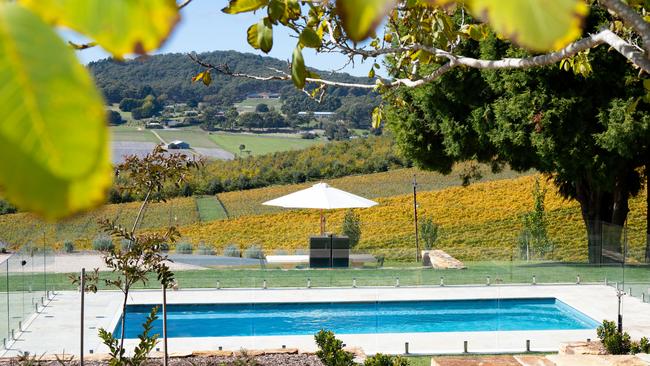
[
  {"xmin": 166, "ymin": 140, "xmax": 190, "ymax": 149},
  {"xmin": 247, "ymin": 92, "xmax": 281, "ymax": 99},
  {"xmin": 298, "ymin": 111, "xmax": 337, "ymax": 119}
]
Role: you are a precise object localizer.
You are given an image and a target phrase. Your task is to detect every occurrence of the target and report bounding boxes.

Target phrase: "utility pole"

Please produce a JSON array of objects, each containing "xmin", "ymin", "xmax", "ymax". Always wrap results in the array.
[{"xmin": 413, "ymin": 174, "xmax": 420, "ymax": 262}]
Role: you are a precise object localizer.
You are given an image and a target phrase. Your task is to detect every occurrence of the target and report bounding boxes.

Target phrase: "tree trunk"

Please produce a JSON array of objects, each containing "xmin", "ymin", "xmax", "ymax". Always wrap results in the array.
[
  {"xmin": 119, "ymin": 289, "xmax": 129, "ymax": 354},
  {"xmin": 576, "ymin": 177, "xmax": 630, "ymax": 264},
  {"xmin": 645, "ymin": 165, "xmax": 650, "ymax": 263}
]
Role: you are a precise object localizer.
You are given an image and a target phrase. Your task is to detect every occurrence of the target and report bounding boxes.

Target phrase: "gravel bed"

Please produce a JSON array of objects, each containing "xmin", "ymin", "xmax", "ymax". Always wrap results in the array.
[{"xmin": 0, "ymin": 354, "xmax": 324, "ymax": 366}]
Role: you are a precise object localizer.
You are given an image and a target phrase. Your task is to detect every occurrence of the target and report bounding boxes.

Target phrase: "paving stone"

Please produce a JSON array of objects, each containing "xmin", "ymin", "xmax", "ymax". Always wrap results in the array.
[
  {"xmin": 191, "ymin": 350, "xmax": 234, "ymax": 357},
  {"xmin": 264, "ymin": 348, "xmax": 299, "ymax": 354},
  {"xmin": 514, "ymin": 355, "xmax": 556, "ymax": 366},
  {"xmin": 559, "ymin": 341, "xmax": 607, "ymax": 355},
  {"xmin": 431, "ymin": 355, "xmax": 521, "ymax": 366},
  {"xmin": 547, "ymin": 355, "xmax": 648, "ymax": 366}
]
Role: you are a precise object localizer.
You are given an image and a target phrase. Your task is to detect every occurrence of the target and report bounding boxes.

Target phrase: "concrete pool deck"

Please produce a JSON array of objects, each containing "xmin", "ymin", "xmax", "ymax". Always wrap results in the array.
[{"xmin": 3, "ymin": 284, "xmax": 650, "ymax": 357}]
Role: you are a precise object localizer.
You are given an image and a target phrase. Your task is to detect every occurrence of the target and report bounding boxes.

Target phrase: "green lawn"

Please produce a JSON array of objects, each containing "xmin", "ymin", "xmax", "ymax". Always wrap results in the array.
[
  {"xmin": 157, "ymin": 128, "xmax": 222, "ymax": 148},
  {"xmin": 195, "ymin": 196, "xmax": 229, "ymax": 221},
  {"xmin": 110, "ymin": 126, "xmax": 159, "ymax": 142},
  {"xmin": 235, "ymin": 98, "xmax": 283, "ymax": 113},
  {"xmin": 404, "ymin": 357, "xmax": 431, "ymax": 366},
  {"xmin": 108, "ymin": 103, "xmax": 135, "ymax": 124},
  {"xmin": 14, "ymin": 261, "xmax": 647, "ymax": 292},
  {"xmin": 209, "ymin": 132, "xmax": 322, "ymax": 156}
]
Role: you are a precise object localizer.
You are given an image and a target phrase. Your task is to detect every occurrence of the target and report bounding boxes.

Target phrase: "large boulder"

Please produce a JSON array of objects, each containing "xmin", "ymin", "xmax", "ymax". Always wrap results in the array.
[{"xmin": 422, "ymin": 250, "xmax": 466, "ymax": 269}]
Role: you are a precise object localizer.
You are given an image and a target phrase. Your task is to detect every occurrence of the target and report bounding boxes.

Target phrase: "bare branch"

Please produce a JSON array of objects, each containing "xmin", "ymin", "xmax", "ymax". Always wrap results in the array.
[
  {"xmin": 188, "ymin": 29, "xmax": 649, "ymax": 92},
  {"xmin": 446, "ymin": 29, "xmax": 649, "ymax": 72},
  {"xmin": 598, "ymin": 0, "xmax": 650, "ymax": 56},
  {"xmin": 69, "ymin": 41, "xmax": 97, "ymax": 51},
  {"xmin": 178, "ymin": 0, "xmax": 193, "ymax": 10}
]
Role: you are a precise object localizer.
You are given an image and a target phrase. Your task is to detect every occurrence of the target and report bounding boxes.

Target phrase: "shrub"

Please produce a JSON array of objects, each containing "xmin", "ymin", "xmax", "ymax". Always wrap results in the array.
[
  {"xmin": 342, "ymin": 209, "xmax": 361, "ymax": 248},
  {"xmin": 519, "ymin": 178, "xmax": 554, "ymax": 260},
  {"xmin": 224, "ymin": 244, "xmax": 241, "ymax": 257},
  {"xmin": 176, "ymin": 242, "xmax": 193, "ymax": 254},
  {"xmin": 0, "ymin": 199, "xmax": 17, "ymax": 215},
  {"xmin": 197, "ymin": 243, "xmax": 215, "ymax": 255},
  {"xmin": 92, "ymin": 235, "xmax": 115, "ymax": 252},
  {"xmin": 314, "ymin": 330, "xmax": 355, "ymax": 366},
  {"xmin": 364, "ymin": 354, "xmax": 409, "ymax": 366},
  {"xmin": 597, "ymin": 320, "xmax": 631, "ymax": 355},
  {"xmin": 63, "ymin": 241, "xmax": 75, "ymax": 253},
  {"xmin": 160, "ymin": 242, "xmax": 170, "ymax": 252},
  {"xmin": 631, "ymin": 337, "xmax": 650, "ymax": 354},
  {"xmin": 244, "ymin": 244, "xmax": 263, "ymax": 259},
  {"xmin": 419, "ymin": 217, "xmax": 439, "ymax": 250},
  {"xmin": 121, "ymin": 239, "xmax": 134, "ymax": 252}
]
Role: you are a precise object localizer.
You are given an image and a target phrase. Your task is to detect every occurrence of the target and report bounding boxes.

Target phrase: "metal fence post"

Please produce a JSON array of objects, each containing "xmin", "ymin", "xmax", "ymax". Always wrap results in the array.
[
  {"xmin": 80, "ymin": 268, "xmax": 85, "ymax": 366},
  {"xmin": 162, "ymin": 284, "xmax": 168, "ymax": 366}
]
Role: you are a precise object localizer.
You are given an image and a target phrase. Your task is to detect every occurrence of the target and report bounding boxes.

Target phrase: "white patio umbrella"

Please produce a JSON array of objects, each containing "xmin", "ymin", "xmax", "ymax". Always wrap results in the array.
[{"xmin": 263, "ymin": 182, "xmax": 378, "ymax": 235}]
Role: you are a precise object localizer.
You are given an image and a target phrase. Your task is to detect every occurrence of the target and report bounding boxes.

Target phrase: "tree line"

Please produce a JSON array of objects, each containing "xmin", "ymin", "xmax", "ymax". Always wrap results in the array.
[
  {"xmin": 107, "ymin": 136, "xmax": 410, "ymax": 203},
  {"xmin": 90, "ymin": 50, "xmax": 379, "ymax": 129}
]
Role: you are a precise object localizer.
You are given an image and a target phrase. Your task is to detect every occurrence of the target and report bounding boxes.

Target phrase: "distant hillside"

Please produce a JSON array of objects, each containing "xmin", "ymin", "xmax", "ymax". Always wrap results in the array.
[{"xmin": 89, "ymin": 50, "xmax": 378, "ymax": 114}]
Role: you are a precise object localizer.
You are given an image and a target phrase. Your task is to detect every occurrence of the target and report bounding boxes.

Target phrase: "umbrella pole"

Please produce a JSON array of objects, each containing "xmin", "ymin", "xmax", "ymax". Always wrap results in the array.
[{"xmin": 320, "ymin": 209, "xmax": 325, "ymax": 235}]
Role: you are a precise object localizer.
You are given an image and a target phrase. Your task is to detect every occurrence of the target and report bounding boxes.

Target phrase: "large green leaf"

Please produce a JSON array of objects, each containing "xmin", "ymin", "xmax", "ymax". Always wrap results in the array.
[
  {"xmin": 19, "ymin": 0, "xmax": 179, "ymax": 57},
  {"xmin": 267, "ymin": 0, "xmax": 286, "ymax": 23},
  {"xmin": 247, "ymin": 23, "xmax": 260, "ymax": 49},
  {"xmin": 291, "ymin": 46, "xmax": 306, "ymax": 89},
  {"xmin": 336, "ymin": 0, "xmax": 396, "ymax": 42},
  {"xmin": 223, "ymin": 0, "xmax": 269, "ymax": 14},
  {"xmin": 469, "ymin": 0, "xmax": 588, "ymax": 52},
  {"xmin": 299, "ymin": 27, "xmax": 322, "ymax": 48},
  {"xmin": 0, "ymin": 3, "xmax": 111, "ymax": 219},
  {"xmin": 257, "ymin": 18, "xmax": 274, "ymax": 53}
]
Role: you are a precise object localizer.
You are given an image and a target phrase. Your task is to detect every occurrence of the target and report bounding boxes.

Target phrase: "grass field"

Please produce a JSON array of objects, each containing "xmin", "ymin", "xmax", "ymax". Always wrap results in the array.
[
  {"xmin": 209, "ymin": 132, "xmax": 322, "ymax": 156},
  {"xmin": 218, "ymin": 166, "xmax": 528, "ymax": 218},
  {"xmin": 196, "ymin": 196, "xmax": 229, "ymax": 221},
  {"xmin": 234, "ymin": 98, "xmax": 283, "ymax": 113},
  {"xmin": 110, "ymin": 125, "xmax": 159, "ymax": 143},
  {"xmin": 177, "ymin": 174, "xmax": 649, "ymax": 262},
  {"xmin": 0, "ymin": 197, "xmax": 200, "ymax": 250},
  {"xmin": 108, "ymin": 104, "xmax": 135, "ymax": 124},
  {"xmin": 1, "ymin": 171, "xmax": 646, "ymax": 263},
  {"xmin": 156, "ymin": 128, "xmax": 222, "ymax": 148},
  {"xmin": 4, "ymin": 261, "xmax": 640, "ymax": 291}
]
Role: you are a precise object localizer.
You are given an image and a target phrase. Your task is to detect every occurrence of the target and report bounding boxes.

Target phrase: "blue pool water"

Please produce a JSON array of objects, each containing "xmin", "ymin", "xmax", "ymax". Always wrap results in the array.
[{"xmin": 114, "ymin": 298, "xmax": 598, "ymax": 338}]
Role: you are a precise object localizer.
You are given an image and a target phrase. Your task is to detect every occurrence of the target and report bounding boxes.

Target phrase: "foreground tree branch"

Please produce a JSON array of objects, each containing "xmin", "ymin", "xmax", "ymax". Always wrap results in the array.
[
  {"xmin": 190, "ymin": 29, "xmax": 649, "ymax": 92},
  {"xmin": 599, "ymin": 0, "xmax": 650, "ymax": 56}
]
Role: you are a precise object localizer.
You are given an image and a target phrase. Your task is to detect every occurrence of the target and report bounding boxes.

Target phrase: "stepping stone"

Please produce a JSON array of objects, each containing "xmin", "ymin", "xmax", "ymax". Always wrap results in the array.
[
  {"xmin": 431, "ymin": 355, "xmax": 521, "ymax": 366},
  {"xmin": 559, "ymin": 341, "xmax": 607, "ymax": 355},
  {"xmin": 547, "ymin": 355, "xmax": 648, "ymax": 366},
  {"xmin": 514, "ymin": 355, "xmax": 556, "ymax": 366}
]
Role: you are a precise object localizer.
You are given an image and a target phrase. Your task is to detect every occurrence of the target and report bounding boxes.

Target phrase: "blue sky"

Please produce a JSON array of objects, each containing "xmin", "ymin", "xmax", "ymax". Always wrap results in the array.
[{"xmin": 64, "ymin": 0, "xmax": 378, "ymax": 77}]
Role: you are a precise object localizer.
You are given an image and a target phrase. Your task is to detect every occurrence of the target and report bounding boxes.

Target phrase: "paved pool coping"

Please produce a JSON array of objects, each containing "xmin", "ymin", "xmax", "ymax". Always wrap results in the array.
[{"xmin": 3, "ymin": 284, "xmax": 650, "ymax": 356}]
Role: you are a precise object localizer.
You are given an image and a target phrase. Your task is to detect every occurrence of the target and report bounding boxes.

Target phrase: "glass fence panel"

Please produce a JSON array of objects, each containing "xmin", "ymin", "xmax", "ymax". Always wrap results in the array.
[{"xmin": 0, "ymin": 260, "xmax": 7, "ymax": 345}]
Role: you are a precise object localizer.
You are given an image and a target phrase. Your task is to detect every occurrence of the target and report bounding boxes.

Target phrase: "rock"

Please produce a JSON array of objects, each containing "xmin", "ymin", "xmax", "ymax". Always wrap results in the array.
[
  {"xmin": 422, "ymin": 250, "xmax": 466, "ymax": 269},
  {"xmin": 264, "ymin": 348, "xmax": 299, "ymax": 354},
  {"xmin": 191, "ymin": 350, "xmax": 234, "ymax": 357},
  {"xmin": 344, "ymin": 346, "xmax": 366, "ymax": 363},
  {"xmin": 559, "ymin": 341, "xmax": 607, "ymax": 355},
  {"xmin": 233, "ymin": 349, "xmax": 265, "ymax": 357},
  {"xmin": 547, "ymin": 355, "xmax": 648, "ymax": 366},
  {"xmin": 514, "ymin": 355, "xmax": 557, "ymax": 366}
]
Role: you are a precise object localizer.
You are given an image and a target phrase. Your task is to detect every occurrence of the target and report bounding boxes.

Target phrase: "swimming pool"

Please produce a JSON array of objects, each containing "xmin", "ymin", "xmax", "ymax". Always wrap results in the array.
[{"xmin": 114, "ymin": 298, "xmax": 598, "ymax": 338}]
